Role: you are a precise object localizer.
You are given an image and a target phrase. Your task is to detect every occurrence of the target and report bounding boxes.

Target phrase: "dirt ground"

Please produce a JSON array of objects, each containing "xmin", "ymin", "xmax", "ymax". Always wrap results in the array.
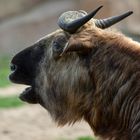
[{"xmin": 0, "ymin": 85, "xmax": 93, "ymax": 140}]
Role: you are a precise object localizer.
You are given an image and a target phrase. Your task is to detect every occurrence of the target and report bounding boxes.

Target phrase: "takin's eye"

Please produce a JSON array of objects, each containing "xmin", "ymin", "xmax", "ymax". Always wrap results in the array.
[
  {"xmin": 53, "ymin": 41, "xmax": 63, "ymax": 53},
  {"xmin": 52, "ymin": 36, "xmax": 68, "ymax": 59}
]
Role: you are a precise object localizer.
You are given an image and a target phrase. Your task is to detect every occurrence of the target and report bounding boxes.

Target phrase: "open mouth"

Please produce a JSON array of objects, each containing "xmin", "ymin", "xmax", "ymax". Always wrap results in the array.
[{"xmin": 9, "ymin": 63, "xmax": 38, "ymax": 104}]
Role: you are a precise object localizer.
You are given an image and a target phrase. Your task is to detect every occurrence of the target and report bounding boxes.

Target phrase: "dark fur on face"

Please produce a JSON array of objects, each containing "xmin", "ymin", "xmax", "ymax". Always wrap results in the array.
[{"xmin": 10, "ymin": 21, "xmax": 140, "ymax": 140}]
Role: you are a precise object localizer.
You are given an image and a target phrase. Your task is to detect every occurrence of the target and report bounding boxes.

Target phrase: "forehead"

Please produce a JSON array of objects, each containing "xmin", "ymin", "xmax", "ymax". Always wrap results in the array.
[{"xmin": 36, "ymin": 29, "xmax": 66, "ymax": 44}]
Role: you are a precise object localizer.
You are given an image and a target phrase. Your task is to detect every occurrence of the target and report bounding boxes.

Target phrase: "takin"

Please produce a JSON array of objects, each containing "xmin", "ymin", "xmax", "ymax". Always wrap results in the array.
[{"xmin": 9, "ymin": 6, "xmax": 140, "ymax": 140}]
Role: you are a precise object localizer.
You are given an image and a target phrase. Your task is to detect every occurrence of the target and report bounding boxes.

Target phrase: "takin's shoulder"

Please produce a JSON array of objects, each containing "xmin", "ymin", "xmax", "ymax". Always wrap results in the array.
[{"xmin": 101, "ymin": 29, "xmax": 140, "ymax": 61}]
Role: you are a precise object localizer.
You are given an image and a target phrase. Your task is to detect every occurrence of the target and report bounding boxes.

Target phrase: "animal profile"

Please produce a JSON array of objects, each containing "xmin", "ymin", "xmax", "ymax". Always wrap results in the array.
[{"xmin": 9, "ymin": 6, "xmax": 140, "ymax": 140}]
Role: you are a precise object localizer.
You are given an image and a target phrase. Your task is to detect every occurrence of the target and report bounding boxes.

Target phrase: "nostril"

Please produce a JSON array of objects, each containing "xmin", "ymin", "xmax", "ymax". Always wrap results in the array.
[{"xmin": 10, "ymin": 64, "xmax": 17, "ymax": 72}]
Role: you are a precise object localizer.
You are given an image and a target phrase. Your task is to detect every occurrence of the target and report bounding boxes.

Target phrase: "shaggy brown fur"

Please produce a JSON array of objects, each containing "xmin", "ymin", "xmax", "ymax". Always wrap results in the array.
[
  {"xmin": 77, "ymin": 27, "xmax": 140, "ymax": 140},
  {"xmin": 10, "ymin": 20, "xmax": 140, "ymax": 140},
  {"xmin": 34, "ymin": 24, "xmax": 140, "ymax": 140}
]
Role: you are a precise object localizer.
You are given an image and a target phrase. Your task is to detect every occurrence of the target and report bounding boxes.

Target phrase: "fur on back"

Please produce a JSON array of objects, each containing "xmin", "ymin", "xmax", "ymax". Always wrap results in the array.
[{"xmin": 35, "ymin": 25, "xmax": 140, "ymax": 140}]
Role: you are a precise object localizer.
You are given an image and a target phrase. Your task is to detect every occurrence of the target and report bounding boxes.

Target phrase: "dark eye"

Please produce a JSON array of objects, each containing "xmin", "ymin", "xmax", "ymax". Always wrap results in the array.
[{"xmin": 53, "ymin": 41, "xmax": 63, "ymax": 52}]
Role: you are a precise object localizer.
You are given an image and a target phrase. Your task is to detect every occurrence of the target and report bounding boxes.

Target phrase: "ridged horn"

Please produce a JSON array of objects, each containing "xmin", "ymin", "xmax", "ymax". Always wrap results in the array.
[
  {"xmin": 95, "ymin": 11, "xmax": 133, "ymax": 29},
  {"xmin": 58, "ymin": 6, "xmax": 103, "ymax": 33}
]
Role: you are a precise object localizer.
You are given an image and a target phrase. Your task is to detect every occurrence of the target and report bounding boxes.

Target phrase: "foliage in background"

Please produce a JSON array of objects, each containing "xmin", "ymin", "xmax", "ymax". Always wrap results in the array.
[
  {"xmin": 0, "ymin": 95, "xmax": 24, "ymax": 108},
  {"xmin": 60, "ymin": 136, "xmax": 96, "ymax": 140},
  {"xmin": 77, "ymin": 136, "xmax": 96, "ymax": 140},
  {"xmin": 0, "ymin": 56, "xmax": 11, "ymax": 87}
]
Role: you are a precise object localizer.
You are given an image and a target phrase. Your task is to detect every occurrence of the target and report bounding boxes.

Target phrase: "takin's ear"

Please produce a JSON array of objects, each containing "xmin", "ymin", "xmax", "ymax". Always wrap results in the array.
[{"xmin": 60, "ymin": 33, "xmax": 94, "ymax": 56}]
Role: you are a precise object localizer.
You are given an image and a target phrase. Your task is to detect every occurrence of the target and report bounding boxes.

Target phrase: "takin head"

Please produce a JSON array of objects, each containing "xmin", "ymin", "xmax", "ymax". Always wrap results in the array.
[{"xmin": 9, "ymin": 6, "xmax": 133, "ymax": 126}]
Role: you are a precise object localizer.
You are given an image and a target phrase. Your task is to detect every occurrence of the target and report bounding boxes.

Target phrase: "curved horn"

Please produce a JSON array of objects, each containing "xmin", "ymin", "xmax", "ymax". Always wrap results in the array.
[
  {"xmin": 95, "ymin": 11, "xmax": 133, "ymax": 29},
  {"xmin": 58, "ymin": 6, "xmax": 103, "ymax": 33}
]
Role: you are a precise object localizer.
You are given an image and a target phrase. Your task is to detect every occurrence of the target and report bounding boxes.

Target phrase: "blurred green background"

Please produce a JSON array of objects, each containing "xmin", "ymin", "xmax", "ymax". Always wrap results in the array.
[{"xmin": 0, "ymin": 0, "xmax": 139, "ymax": 140}]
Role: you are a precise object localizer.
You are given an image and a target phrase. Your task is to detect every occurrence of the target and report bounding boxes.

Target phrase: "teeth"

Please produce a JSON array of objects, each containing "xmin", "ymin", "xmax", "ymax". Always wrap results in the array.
[
  {"xmin": 25, "ymin": 87, "xmax": 32, "ymax": 91},
  {"xmin": 24, "ymin": 86, "xmax": 32, "ymax": 93},
  {"xmin": 20, "ymin": 87, "xmax": 32, "ymax": 99},
  {"xmin": 19, "ymin": 86, "xmax": 38, "ymax": 104}
]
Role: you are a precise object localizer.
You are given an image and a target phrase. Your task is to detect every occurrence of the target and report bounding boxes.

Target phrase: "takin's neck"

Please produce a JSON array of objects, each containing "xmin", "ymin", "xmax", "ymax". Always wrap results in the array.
[{"xmin": 85, "ymin": 31, "xmax": 140, "ymax": 140}]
